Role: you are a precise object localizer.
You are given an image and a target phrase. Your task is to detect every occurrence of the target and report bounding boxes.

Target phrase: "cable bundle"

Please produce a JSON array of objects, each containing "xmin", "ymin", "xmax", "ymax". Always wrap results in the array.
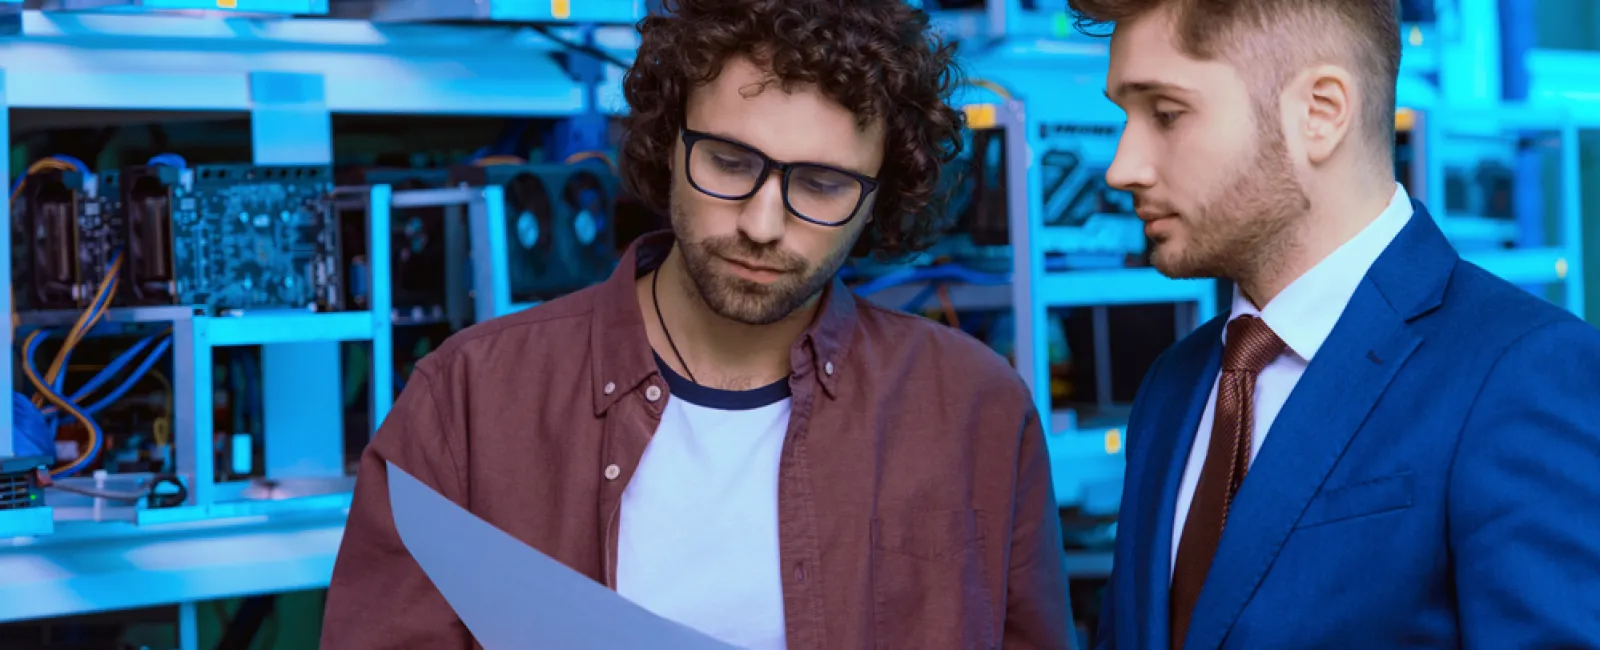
[{"xmin": 9, "ymin": 155, "xmax": 179, "ymax": 478}]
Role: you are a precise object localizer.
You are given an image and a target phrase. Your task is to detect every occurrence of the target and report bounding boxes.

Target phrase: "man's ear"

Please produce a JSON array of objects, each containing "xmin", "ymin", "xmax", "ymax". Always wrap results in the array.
[{"xmin": 1296, "ymin": 63, "xmax": 1359, "ymax": 164}]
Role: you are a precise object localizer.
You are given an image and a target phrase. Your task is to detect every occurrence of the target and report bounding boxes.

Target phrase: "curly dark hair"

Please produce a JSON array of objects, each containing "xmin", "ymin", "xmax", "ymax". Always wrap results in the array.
[{"xmin": 618, "ymin": 0, "xmax": 966, "ymax": 260}]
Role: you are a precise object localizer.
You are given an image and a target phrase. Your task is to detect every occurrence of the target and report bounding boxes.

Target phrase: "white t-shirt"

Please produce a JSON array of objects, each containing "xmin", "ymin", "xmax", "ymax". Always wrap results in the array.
[{"xmin": 616, "ymin": 356, "xmax": 792, "ymax": 650}]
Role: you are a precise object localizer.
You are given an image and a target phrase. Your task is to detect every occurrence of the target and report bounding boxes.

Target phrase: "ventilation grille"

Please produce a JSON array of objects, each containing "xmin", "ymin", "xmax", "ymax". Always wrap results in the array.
[{"xmin": 0, "ymin": 471, "xmax": 40, "ymax": 510}]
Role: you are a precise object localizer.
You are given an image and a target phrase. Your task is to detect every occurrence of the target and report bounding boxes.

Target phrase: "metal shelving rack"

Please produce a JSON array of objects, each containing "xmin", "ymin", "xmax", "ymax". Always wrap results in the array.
[
  {"xmin": 0, "ymin": 3, "xmax": 642, "ymax": 638},
  {"xmin": 1410, "ymin": 105, "xmax": 1587, "ymax": 315}
]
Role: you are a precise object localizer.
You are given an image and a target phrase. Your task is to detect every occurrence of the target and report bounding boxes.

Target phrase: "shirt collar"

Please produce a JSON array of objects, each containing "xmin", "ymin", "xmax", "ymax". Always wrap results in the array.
[
  {"xmin": 591, "ymin": 230, "xmax": 856, "ymax": 415},
  {"xmin": 1224, "ymin": 183, "xmax": 1415, "ymax": 361}
]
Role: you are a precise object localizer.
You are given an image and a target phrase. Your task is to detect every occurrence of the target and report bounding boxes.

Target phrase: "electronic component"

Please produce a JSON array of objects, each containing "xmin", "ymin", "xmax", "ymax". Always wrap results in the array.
[
  {"xmin": 1034, "ymin": 122, "xmax": 1143, "ymax": 261},
  {"xmin": 337, "ymin": 167, "xmax": 466, "ymax": 322},
  {"xmin": 0, "ymin": 455, "xmax": 52, "ymax": 510},
  {"xmin": 950, "ymin": 125, "xmax": 1009, "ymax": 246},
  {"xmin": 9, "ymin": 167, "xmax": 122, "ymax": 311},
  {"xmin": 121, "ymin": 164, "xmax": 344, "ymax": 313},
  {"xmin": 80, "ymin": 170, "xmax": 125, "ymax": 305},
  {"xmin": 452, "ymin": 162, "xmax": 620, "ymax": 303}
]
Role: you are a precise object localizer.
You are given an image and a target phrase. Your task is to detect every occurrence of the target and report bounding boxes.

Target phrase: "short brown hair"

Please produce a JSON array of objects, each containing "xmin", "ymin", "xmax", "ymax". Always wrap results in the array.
[
  {"xmin": 1069, "ymin": 0, "xmax": 1401, "ymax": 153},
  {"xmin": 618, "ymin": 0, "xmax": 966, "ymax": 260}
]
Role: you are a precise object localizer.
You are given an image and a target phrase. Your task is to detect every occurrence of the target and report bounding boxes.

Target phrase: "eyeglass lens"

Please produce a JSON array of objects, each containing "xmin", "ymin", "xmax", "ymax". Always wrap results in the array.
[{"xmin": 688, "ymin": 138, "xmax": 863, "ymax": 224}]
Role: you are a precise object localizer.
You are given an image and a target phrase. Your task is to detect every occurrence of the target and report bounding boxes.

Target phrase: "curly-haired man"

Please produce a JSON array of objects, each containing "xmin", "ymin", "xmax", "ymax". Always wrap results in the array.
[{"xmin": 321, "ymin": 1, "xmax": 1076, "ymax": 648}]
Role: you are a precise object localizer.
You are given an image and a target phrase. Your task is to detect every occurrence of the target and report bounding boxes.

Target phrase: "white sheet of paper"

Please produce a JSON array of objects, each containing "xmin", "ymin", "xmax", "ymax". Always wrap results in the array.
[{"xmin": 386, "ymin": 461, "xmax": 740, "ymax": 650}]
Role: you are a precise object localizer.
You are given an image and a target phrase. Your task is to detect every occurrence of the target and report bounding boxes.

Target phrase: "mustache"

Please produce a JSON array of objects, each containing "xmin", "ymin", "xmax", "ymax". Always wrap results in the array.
[
  {"xmin": 1133, "ymin": 197, "xmax": 1174, "ymax": 214},
  {"xmin": 698, "ymin": 235, "xmax": 807, "ymax": 271}
]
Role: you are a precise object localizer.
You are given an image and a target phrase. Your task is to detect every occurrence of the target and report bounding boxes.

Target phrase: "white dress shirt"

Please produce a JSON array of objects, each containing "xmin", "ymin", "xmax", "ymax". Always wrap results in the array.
[{"xmin": 1170, "ymin": 184, "xmax": 1416, "ymax": 577}]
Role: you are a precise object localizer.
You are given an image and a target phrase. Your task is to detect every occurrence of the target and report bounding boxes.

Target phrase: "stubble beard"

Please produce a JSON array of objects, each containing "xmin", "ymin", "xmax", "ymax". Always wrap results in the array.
[
  {"xmin": 1148, "ymin": 103, "xmax": 1310, "ymax": 283},
  {"xmin": 667, "ymin": 188, "xmax": 856, "ymax": 326}
]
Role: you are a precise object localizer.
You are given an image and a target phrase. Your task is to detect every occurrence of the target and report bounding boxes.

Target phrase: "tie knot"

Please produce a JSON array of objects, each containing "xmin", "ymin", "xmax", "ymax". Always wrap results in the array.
[{"xmin": 1223, "ymin": 315, "xmax": 1285, "ymax": 373}]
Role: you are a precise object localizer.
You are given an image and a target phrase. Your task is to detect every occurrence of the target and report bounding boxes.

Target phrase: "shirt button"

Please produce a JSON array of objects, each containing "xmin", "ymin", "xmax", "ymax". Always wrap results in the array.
[
  {"xmin": 824, "ymin": 361, "xmax": 834, "ymax": 376},
  {"xmin": 794, "ymin": 563, "xmax": 806, "ymax": 583},
  {"xmin": 604, "ymin": 464, "xmax": 621, "ymax": 480},
  {"xmin": 603, "ymin": 381, "xmax": 616, "ymax": 395},
  {"xmin": 645, "ymin": 385, "xmax": 662, "ymax": 402}
]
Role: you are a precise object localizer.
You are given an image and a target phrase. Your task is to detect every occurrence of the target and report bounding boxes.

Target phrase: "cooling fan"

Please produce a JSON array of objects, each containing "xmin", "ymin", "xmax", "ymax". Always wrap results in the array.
[
  {"xmin": 502, "ymin": 171, "xmax": 560, "ymax": 300},
  {"xmin": 559, "ymin": 167, "xmax": 618, "ymax": 279}
]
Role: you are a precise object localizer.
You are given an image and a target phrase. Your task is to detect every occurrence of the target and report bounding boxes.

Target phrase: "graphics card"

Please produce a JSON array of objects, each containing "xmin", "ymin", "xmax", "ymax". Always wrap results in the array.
[
  {"xmin": 122, "ymin": 164, "xmax": 343, "ymax": 313},
  {"xmin": 452, "ymin": 161, "xmax": 620, "ymax": 303}
]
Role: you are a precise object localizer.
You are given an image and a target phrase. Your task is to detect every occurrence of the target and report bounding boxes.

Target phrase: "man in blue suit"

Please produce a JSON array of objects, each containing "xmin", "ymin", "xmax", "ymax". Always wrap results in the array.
[{"xmin": 1068, "ymin": 0, "xmax": 1600, "ymax": 648}]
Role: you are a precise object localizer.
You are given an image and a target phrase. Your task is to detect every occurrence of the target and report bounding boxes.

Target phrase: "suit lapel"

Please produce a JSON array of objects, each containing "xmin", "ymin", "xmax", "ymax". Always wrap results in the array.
[
  {"xmin": 1181, "ymin": 201, "xmax": 1456, "ymax": 650},
  {"xmin": 1133, "ymin": 324, "xmax": 1223, "ymax": 650}
]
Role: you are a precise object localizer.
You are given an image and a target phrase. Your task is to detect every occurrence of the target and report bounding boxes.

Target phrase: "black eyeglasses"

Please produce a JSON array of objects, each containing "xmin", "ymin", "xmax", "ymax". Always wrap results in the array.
[{"xmin": 681, "ymin": 128, "xmax": 880, "ymax": 227}]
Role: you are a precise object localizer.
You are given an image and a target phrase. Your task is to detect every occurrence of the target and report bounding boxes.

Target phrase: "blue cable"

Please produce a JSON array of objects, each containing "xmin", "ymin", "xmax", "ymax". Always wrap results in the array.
[
  {"xmin": 42, "ymin": 335, "xmax": 160, "ymax": 415},
  {"xmin": 47, "ymin": 253, "xmax": 120, "ymax": 404},
  {"xmin": 851, "ymin": 264, "xmax": 1009, "ymax": 297},
  {"xmin": 39, "ymin": 250, "xmax": 122, "ymax": 428},
  {"xmin": 25, "ymin": 332, "xmax": 102, "ymax": 477},
  {"xmin": 10, "ymin": 155, "xmax": 91, "ymax": 195},
  {"xmin": 83, "ymin": 336, "xmax": 172, "ymax": 415},
  {"xmin": 11, "ymin": 392, "xmax": 53, "ymax": 459},
  {"xmin": 147, "ymin": 153, "xmax": 188, "ymax": 170},
  {"xmin": 48, "ymin": 154, "xmax": 90, "ymax": 173}
]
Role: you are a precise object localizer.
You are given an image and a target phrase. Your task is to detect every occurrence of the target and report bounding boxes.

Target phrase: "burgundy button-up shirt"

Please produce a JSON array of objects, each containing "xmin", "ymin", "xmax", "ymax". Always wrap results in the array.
[{"xmin": 322, "ymin": 231, "xmax": 1075, "ymax": 649}]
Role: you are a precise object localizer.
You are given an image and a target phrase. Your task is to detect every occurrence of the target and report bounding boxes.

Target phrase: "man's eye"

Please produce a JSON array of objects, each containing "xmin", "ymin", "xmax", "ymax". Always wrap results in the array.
[{"xmin": 1154, "ymin": 111, "xmax": 1181, "ymax": 127}]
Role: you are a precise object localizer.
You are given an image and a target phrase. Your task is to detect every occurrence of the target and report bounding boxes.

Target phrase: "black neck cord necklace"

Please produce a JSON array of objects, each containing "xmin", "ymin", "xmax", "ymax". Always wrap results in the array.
[{"xmin": 652, "ymin": 269, "xmax": 698, "ymax": 384}]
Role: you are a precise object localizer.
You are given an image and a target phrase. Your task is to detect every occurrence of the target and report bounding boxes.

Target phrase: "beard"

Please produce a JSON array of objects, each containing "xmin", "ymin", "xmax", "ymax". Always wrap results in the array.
[
  {"xmin": 668, "ymin": 189, "xmax": 858, "ymax": 326},
  {"xmin": 1146, "ymin": 103, "xmax": 1309, "ymax": 281}
]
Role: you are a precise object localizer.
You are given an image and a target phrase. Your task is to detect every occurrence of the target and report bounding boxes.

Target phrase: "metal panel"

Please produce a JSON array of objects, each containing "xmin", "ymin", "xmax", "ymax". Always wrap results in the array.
[
  {"xmin": 340, "ymin": 0, "xmax": 644, "ymax": 23},
  {"xmin": 250, "ymin": 71, "xmax": 332, "ymax": 166},
  {"xmin": 1, "ymin": 11, "xmax": 587, "ymax": 115},
  {"xmin": 1038, "ymin": 270, "xmax": 1217, "ymax": 309},
  {"xmin": 38, "ymin": 0, "xmax": 328, "ymax": 15},
  {"xmin": 0, "ymin": 515, "xmax": 345, "ymax": 623},
  {"xmin": 1003, "ymin": 99, "xmax": 1051, "ymax": 426},
  {"xmin": 368, "ymin": 185, "xmax": 396, "ymax": 429},
  {"xmin": 469, "ymin": 185, "xmax": 514, "ymax": 321},
  {"xmin": 262, "ymin": 343, "xmax": 345, "ymax": 480},
  {"xmin": 0, "ymin": 508, "xmax": 55, "ymax": 538},
  {"xmin": 173, "ymin": 316, "xmax": 214, "ymax": 509},
  {"xmin": 0, "ymin": 70, "xmax": 10, "ymax": 456},
  {"xmin": 206, "ymin": 311, "xmax": 377, "ymax": 346}
]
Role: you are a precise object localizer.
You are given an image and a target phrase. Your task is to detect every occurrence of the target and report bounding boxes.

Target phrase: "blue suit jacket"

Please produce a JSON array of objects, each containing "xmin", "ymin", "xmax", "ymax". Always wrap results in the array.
[{"xmin": 1097, "ymin": 201, "xmax": 1600, "ymax": 650}]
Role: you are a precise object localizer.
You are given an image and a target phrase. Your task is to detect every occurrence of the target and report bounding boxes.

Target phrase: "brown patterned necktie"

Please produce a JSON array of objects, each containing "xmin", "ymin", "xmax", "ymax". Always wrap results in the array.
[{"xmin": 1169, "ymin": 315, "xmax": 1286, "ymax": 650}]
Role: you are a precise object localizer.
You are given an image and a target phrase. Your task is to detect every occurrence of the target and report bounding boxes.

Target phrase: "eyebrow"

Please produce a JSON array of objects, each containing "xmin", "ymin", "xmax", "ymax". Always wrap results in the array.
[
  {"xmin": 1103, "ymin": 80, "xmax": 1197, "ymax": 103},
  {"xmin": 701, "ymin": 128, "xmax": 874, "ymax": 176}
]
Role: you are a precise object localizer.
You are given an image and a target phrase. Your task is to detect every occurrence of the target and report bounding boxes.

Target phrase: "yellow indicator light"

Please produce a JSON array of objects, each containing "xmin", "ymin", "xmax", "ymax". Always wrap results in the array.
[
  {"xmin": 1395, "ymin": 107, "xmax": 1415, "ymax": 132},
  {"xmin": 1409, "ymin": 26, "xmax": 1424, "ymax": 47},
  {"xmin": 1104, "ymin": 429, "xmax": 1123, "ymax": 455},
  {"xmin": 1557, "ymin": 257, "xmax": 1569, "ymax": 279},
  {"xmin": 552, "ymin": 0, "xmax": 571, "ymax": 19},
  {"xmin": 964, "ymin": 103, "xmax": 997, "ymax": 129},
  {"xmin": 216, "ymin": 0, "xmax": 237, "ymax": 8}
]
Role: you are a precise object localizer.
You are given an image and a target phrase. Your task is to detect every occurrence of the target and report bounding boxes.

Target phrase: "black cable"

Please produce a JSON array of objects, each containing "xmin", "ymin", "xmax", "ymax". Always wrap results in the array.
[
  {"xmin": 528, "ymin": 24, "xmax": 631, "ymax": 70},
  {"xmin": 652, "ymin": 269, "xmax": 698, "ymax": 384},
  {"xmin": 41, "ymin": 473, "xmax": 187, "ymax": 509}
]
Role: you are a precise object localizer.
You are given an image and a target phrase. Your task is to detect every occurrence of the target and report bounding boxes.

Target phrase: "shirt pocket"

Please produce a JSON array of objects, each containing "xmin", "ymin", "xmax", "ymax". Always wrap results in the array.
[
  {"xmin": 1295, "ymin": 471, "xmax": 1415, "ymax": 530},
  {"xmin": 870, "ymin": 508, "xmax": 996, "ymax": 650}
]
